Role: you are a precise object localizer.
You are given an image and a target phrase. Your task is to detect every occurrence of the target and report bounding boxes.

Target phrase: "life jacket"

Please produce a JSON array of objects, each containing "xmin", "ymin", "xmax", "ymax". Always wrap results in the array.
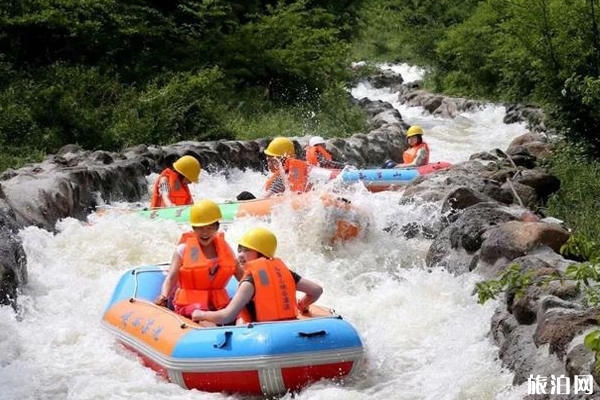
[
  {"xmin": 174, "ymin": 231, "xmax": 237, "ymax": 310},
  {"xmin": 287, "ymin": 158, "xmax": 310, "ymax": 193},
  {"xmin": 402, "ymin": 142, "xmax": 430, "ymax": 166},
  {"xmin": 305, "ymin": 145, "xmax": 332, "ymax": 167},
  {"xmin": 244, "ymin": 257, "xmax": 297, "ymax": 322},
  {"xmin": 150, "ymin": 168, "xmax": 193, "ymax": 208},
  {"xmin": 264, "ymin": 159, "xmax": 310, "ymax": 194}
]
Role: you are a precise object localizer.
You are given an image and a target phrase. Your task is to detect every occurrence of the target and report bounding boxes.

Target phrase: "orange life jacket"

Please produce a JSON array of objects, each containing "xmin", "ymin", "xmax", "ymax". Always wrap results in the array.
[
  {"xmin": 174, "ymin": 231, "xmax": 237, "ymax": 310},
  {"xmin": 150, "ymin": 168, "xmax": 193, "ymax": 208},
  {"xmin": 402, "ymin": 142, "xmax": 430, "ymax": 166},
  {"xmin": 287, "ymin": 158, "xmax": 310, "ymax": 193},
  {"xmin": 244, "ymin": 257, "xmax": 297, "ymax": 322},
  {"xmin": 305, "ymin": 145, "xmax": 332, "ymax": 167},
  {"xmin": 264, "ymin": 159, "xmax": 310, "ymax": 194}
]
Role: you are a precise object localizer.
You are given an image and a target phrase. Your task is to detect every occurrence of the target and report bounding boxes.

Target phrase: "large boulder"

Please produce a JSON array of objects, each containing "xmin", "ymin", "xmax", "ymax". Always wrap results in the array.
[
  {"xmin": 426, "ymin": 203, "xmax": 518, "ymax": 273},
  {"xmin": 534, "ymin": 303, "xmax": 600, "ymax": 358},
  {"xmin": 479, "ymin": 221, "xmax": 571, "ymax": 265},
  {"xmin": 507, "ymin": 132, "xmax": 551, "ymax": 159}
]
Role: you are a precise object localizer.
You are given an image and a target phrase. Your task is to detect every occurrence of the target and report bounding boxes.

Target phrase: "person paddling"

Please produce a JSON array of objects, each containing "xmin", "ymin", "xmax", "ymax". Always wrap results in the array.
[
  {"xmin": 191, "ymin": 227, "xmax": 323, "ymax": 325},
  {"xmin": 150, "ymin": 155, "xmax": 200, "ymax": 208}
]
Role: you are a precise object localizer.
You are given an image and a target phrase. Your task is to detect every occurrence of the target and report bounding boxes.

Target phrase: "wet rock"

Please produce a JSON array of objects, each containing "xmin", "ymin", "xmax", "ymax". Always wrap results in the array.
[
  {"xmin": 357, "ymin": 98, "xmax": 395, "ymax": 118},
  {"xmin": 499, "ymin": 324, "xmax": 566, "ymax": 385},
  {"xmin": 367, "ymin": 69, "xmax": 404, "ymax": 89},
  {"xmin": 502, "ymin": 181, "xmax": 538, "ymax": 209},
  {"xmin": 481, "ymin": 181, "xmax": 514, "ymax": 204},
  {"xmin": 507, "ymin": 132, "xmax": 551, "ymax": 159},
  {"xmin": 515, "ymin": 169, "xmax": 561, "ymax": 200},
  {"xmin": 566, "ymin": 343, "xmax": 596, "ymax": 380},
  {"xmin": 0, "ymin": 191, "xmax": 27, "ymax": 310},
  {"xmin": 509, "ymin": 153, "xmax": 538, "ymax": 169},
  {"xmin": 534, "ymin": 305, "xmax": 600, "ymax": 358},
  {"xmin": 507, "ymin": 265, "xmax": 577, "ymax": 326},
  {"xmin": 479, "ymin": 221, "xmax": 571, "ymax": 265},
  {"xmin": 469, "ymin": 151, "xmax": 500, "ymax": 161},
  {"xmin": 57, "ymin": 143, "xmax": 84, "ymax": 156},
  {"xmin": 503, "ymin": 105, "xmax": 546, "ymax": 132},
  {"xmin": 491, "ymin": 307, "xmax": 519, "ymax": 346},
  {"xmin": 440, "ymin": 186, "xmax": 495, "ymax": 220},
  {"xmin": 397, "ymin": 89, "xmax": 482, "ymax": 118},
  {"xmin": 447, "ymin": 203, "xmax": 518, "ymax": 253}
]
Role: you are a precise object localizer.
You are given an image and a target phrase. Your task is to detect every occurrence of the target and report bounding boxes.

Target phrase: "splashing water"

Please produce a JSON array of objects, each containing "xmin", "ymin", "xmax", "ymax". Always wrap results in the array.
[{"xmin": 0, "ymin": 65, "xmax": 532, "ymax": 400}]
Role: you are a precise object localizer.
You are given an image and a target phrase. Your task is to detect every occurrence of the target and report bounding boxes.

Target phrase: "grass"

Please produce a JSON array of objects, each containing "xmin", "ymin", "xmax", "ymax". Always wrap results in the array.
[{"xmin": 546, "ymin": 141, "xmax": 600, "ymax": 246}]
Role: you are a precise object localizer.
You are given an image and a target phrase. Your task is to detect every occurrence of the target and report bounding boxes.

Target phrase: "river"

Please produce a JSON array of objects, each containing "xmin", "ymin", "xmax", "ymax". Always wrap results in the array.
[{"xmin": 0, "ymin": 64, "xmax": 530, "ymax": 400}]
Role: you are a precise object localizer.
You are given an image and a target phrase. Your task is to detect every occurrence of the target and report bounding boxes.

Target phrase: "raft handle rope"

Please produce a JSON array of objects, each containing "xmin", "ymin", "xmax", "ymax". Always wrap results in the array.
[{"xmin": 128, "ymin": 266, "xmax": 198, "ymax": 330}]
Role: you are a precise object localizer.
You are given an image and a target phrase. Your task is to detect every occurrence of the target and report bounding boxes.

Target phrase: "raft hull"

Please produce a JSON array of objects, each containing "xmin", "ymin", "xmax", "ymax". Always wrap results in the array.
[
  {"xmin": 102, "ymin": 265, "xmax": 364, "ymax": 396},
  {"xmin": 138, "ymin": 193, "xmax": 369, "ymax": 243},
  {"xmin": 310, "ymin": 161, "xmax": 452, "ymax": 192}
]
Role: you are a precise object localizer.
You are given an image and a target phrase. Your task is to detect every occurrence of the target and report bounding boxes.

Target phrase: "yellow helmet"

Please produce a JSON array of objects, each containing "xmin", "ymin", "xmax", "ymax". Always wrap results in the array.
[
  {"xmin": 238, "ymin": 227, "xmax": 277, "ymax": 258},
  {"xmin": 264, "ymin": 137, "xmax": 295, "ymax": 158},
  {"xmin": 173, "ymin": 155, "xmax": 201, "ymax": 183},
  {"xmin": 406, "ymin": 126, "xmax": 424, "ymax": 138},
  {"xmin": 189, "ymin": 199, "xmax": 222, "ymax": 227}
]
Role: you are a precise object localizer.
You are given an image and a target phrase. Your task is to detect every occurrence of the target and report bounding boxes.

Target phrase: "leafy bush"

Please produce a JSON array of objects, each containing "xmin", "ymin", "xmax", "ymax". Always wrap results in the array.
[
  {"xmin": 223, "ymin": 84, "xmax": 367, "ymax": 140},
  {"xmin": 109, "ymin": 68, "xmax": 231, "ymax": 147},
  {"xmin": 546, "ymin": 141, "xmax": 600, "ymax": 245}
]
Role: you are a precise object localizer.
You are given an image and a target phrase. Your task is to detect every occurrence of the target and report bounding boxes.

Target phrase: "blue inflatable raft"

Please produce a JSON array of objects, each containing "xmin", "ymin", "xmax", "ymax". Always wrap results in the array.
[{"xmin": 102, "ymin": 264, "xmax": 364, "ymax": 396}]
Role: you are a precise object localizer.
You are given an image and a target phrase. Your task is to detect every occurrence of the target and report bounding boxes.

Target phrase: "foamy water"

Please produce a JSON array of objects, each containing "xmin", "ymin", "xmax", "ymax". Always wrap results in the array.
[{"xmin": 0, "ymin": 64, "xmax": 530, "ymax": 400}]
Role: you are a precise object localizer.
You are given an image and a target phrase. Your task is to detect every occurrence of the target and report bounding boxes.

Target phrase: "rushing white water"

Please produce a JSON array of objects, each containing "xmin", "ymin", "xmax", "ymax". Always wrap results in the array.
[{"xmin": 0, "ymin": 64, "xmax": 532, "ymax": 400}]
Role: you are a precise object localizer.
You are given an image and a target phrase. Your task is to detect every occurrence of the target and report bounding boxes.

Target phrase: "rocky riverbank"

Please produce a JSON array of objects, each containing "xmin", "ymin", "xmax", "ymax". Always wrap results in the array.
[{"xmin": 2, "ymin": 80, "xmax": 592, "ymax": 398}]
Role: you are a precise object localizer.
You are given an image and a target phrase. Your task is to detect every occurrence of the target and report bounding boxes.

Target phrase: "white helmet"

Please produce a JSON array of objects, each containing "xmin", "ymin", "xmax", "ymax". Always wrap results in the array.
[{"xmin": 309, "ymin": 136, "xmax": 326, "ymax": 146}]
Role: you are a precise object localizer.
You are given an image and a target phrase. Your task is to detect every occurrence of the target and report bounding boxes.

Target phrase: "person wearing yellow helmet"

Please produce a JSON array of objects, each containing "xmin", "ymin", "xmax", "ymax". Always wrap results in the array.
[
  {"xmin": 150, "ymin": 155, "xmax": 201, "ymax": 208},
  {"xmin": 262, "ymin": 137, "xmax": 310, "ymax": 197},
  {"xmin": 191, "ymin": 227, "xmax": 323, "ymax": 325},
  {"xmin": 395, "ymin": 125, "xmax": 430, "ymax": 168},
  {"xmin": 155, "ymin": 199, "xmax": 244, "ymax": 318}
]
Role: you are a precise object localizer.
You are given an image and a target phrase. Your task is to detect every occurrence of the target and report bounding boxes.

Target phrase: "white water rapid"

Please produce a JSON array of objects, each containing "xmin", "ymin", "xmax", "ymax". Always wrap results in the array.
[{"xmin": 1, "ymin": 64, "xmax": 531, "ymax": 400}]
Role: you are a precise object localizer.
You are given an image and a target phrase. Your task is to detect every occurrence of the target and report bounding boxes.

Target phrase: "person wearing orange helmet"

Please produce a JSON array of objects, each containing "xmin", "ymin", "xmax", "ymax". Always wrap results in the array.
[
  {"xmin": 150, "ymin": 155, "xmax": 201, "ymax": 208},
  {"xmin": 154, "ymin": 199, "xmax": 244, "ymax": 318},
  {"xmin": 191, "ymin": 227, "xmax": 323, "ymax": 325},
  {"xmin": 305, "ymin": 136, "xmax": 345, "ymax": 169},
  {"xmin": 394, "ymin": 125, "xmax": 430, "ymax": 168}
]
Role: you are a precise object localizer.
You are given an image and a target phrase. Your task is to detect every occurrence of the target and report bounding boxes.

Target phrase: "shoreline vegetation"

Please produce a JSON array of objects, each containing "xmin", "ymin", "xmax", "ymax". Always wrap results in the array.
[{"xmin": 2, "ymin": 0, "xmax": 599, "ymax": 317}]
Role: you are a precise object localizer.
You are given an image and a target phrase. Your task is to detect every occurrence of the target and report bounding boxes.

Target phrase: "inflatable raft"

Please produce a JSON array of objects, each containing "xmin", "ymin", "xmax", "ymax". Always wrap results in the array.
[
  {"xmin": 309, "ymin": 161, "xmax": 452, "ymax": 192},
  {"xmin": 102, "ymin": 264, "xmax": 364, "ymax": 396},
  {"xmin": 138, "ymin": 193, "xmax": 369, "ymax": 243}
]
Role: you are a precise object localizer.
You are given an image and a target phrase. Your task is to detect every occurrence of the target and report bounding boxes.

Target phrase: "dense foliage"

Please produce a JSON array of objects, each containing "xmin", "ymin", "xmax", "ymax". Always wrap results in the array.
[
  {"xmin": 3, "ymin": 1, "xmax": 600, "ymax": 252},
  {"xmin": 351, "ymin": 0, "xmax": 600, "ymax": 155},
  {"xmin": 0, "ymin": 0, "xmax": 367, "ymax": 171}
]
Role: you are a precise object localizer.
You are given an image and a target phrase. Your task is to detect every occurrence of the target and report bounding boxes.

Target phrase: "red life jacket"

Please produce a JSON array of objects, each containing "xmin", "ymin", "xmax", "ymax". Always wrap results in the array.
[
  {"xmin": 244, "ymin": 257, "xmax": 297, "ymax": 322},
  {"xmin": 305, "ymin": 145, "xmax": 332, "ymax": 167},
  {"xmin": 150, "ymin": 168, "xmax": 193, "ymax": 208},
  {"xmin": 174, "ymin": 232, "xmax": 237, "ymax": 310},
  {"xmin": 402, "ymin": 142, "xmax": 430, "ymax": 166}
]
